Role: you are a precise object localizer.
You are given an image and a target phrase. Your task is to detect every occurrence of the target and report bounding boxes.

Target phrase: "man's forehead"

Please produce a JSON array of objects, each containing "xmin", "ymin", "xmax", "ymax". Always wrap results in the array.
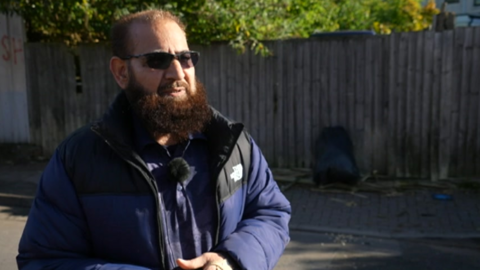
[
  {"xmin": 128, "ymin": 20, "xmax": 187, "ymax": 52},
  {"xmin": 129, "ymin": 19, "xmax": 184, "ymax": 36}
]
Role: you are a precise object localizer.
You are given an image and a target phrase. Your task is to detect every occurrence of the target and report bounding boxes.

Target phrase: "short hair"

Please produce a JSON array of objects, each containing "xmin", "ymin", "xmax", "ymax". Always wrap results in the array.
[{"xmin": 111, "ymin": 9, "xmax": 186, "ymax": 57}]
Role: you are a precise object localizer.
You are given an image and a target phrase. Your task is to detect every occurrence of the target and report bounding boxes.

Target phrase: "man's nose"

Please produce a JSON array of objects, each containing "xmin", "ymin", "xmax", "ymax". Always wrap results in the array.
[{"xmin": 164, "ymin": 59, "xmax": 185, "ymax": 80}]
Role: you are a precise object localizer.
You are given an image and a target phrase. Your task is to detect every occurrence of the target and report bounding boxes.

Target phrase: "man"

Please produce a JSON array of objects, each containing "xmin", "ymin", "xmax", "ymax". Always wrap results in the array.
[{"xmin": 17, "ymin": 9, "xmax": 291, "ymax": 270}]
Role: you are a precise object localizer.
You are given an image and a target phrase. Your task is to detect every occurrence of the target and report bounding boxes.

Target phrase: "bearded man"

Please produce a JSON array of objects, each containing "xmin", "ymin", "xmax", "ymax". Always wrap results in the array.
[{"xmin": 17, "ymin": 9, "xmax": 291, "ymax": 270}]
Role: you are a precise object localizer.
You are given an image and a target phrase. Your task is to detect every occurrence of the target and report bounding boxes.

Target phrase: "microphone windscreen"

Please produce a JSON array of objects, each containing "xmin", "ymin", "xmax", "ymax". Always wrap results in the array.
[{"xmin": 168, "ymin": 157, "xmax": 191, "ymax": 183}]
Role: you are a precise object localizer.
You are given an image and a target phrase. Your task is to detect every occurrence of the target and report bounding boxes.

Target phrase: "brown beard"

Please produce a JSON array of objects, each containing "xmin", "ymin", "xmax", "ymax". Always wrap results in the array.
[{"xmin": 125, "ymin": 74, "xmax": 212, "ymax": 143}]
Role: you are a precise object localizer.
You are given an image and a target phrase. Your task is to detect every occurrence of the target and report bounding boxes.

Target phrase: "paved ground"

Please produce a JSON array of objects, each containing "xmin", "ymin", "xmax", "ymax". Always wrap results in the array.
[
  {"xmin": 0, "ymin": 206, "xmax": 28, "ymax": 270},
  {"xmin": 283, "ymin": 185, "xmax": 480, "ymax": 238},
  {"xmin": 277, "ymin": 231, "xmax": 480, "ymax": 270}
]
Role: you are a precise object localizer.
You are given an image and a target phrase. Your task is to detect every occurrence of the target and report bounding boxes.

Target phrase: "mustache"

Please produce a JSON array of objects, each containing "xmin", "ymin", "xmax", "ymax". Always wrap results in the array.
[{"xmin": 158, "ymin": 81, "xmax": 189, "ymax": 93}]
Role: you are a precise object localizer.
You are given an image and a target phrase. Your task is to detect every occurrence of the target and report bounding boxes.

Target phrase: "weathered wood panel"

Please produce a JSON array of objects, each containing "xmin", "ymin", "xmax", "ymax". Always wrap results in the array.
[
  {"xmin": 421, "ymin": 31, "xmax": 435, "ymax": 178},
  {"xmin": 26, "ymin": 43, "xmax": 76, "ymax": 154},
  {"xmin": 387, "ymin": 33, "xmax": 398, "ymax": 176},
  {"xmin": 272, "ymin": 41, "xmax": 284, "ymax": 168},
  {"xmin": 363, "ymin": 37, "xmax": 374, "ymax": 175},
  {"xmin": 439, "ymin": 30, "xmax": 454, "ymax": 180},
  {"xmin": 23, "ymin": 27, "xmax": 480, "ymax": 179},
  {"xmin": 373, "ymin": 36, "xmax": 388, "ymax": 175},
  {"xmin": 430, "ymin": 32, "xmax": 442, "ymax": 181},
  {"xmin": 472, "ymin": 27, "xmax": 480, "ymax": 177},
  {"xmin": 449, "ymin": 28, "xmax": 464, "ymax": 177}
]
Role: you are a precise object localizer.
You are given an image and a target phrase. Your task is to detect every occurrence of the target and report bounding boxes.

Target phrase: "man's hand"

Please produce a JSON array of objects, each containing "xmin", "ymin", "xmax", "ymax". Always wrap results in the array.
[{"xmin": 176, "ymin": 252, "xmax": 234, "ymax": 270}]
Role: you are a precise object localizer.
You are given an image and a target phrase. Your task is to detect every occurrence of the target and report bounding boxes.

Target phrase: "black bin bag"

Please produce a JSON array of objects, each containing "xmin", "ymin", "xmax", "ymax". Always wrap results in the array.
[{"xmin": 313, "ymin": 126, "xmax": 360, "ymax": 186}]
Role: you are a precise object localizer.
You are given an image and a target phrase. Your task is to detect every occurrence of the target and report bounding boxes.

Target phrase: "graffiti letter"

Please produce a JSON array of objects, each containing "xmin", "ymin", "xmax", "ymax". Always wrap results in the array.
[
  {"xmin": 1, "ymin": 35, "xmax": 10, "ymax": 62},
  {"xmin": 13, "ymin": 38, "xmax": 23, "ymax": 64}
]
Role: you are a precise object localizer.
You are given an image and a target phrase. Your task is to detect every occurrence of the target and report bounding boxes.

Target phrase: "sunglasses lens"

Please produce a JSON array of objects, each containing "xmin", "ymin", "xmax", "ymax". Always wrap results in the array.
[
  {"xmin": 141, "ymin": 51, "xmax": 199, "ymax": 69},
  {"xmin": 145, "ymin": 53, "xmax": 174, "ymax": 69},
  {"xmin": 179, "ymin": 52, "xmax": 199, "ymax": 68}
]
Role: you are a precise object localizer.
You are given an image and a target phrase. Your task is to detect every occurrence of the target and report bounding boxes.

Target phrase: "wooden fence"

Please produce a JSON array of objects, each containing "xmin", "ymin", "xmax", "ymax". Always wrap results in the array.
[{"xmin": 25, "ymin": 27, "xmax": 480, "ymax": 179}]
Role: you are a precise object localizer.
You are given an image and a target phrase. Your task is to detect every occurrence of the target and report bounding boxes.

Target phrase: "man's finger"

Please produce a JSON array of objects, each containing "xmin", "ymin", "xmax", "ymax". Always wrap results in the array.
[
  {"xmin": 204, "ymin": 264, "xmax": 218, "ymax": 270},
  {"xmin": 176, "ymin": 256, "xmax": 207, "ymax": 269}
]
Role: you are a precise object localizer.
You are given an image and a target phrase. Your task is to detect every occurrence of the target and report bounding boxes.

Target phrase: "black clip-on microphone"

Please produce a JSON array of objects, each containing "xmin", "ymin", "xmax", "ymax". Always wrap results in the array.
[{"xmin": 167, "ymin": 157, "xmax": 191, "ymax": 183}]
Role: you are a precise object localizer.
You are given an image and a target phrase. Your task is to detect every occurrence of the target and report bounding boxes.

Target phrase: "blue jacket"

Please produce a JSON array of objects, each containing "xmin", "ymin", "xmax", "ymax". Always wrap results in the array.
[{"xmin": 17, "ymin": 92, "xmax": 291, "ymax": 270}]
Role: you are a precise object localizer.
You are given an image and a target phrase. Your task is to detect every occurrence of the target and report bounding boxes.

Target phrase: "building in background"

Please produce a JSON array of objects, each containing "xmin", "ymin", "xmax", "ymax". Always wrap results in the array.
[
  {"xmin": 0, "ymin": 13, "xmax": 30, "ymax": 143},
  {"xmin": 435, "ymin": 0, "xmax": 480, "ymax": 26}
]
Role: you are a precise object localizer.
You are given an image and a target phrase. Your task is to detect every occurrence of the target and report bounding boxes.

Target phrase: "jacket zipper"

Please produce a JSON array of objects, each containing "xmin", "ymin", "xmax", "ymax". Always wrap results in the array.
[{"xmin": 91, "ymin": 128, "xmax": 167, "ymax": 270}]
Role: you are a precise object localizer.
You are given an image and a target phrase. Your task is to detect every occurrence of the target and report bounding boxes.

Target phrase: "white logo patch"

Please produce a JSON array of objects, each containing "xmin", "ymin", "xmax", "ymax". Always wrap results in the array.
[{"xmin": 230, "ymin": 164, "xmax": 243, "ymax": 182}]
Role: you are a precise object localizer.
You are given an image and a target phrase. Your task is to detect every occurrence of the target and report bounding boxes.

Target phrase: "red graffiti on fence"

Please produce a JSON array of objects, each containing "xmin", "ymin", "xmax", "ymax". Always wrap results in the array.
[{"xmin": 1, "ymin": 35, "xmax": 23, "ymax": 65}]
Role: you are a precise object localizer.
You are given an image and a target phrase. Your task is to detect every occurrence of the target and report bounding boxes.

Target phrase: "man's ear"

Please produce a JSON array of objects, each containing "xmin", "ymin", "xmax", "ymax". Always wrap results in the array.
[{"xmin": 110, "ymin": 56, "xmax": 129, "ymax": 89}]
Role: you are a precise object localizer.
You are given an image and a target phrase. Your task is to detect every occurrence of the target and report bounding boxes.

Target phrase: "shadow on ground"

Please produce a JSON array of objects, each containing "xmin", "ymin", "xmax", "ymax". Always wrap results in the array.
[{"xmin": 277, "ymin": 231, "xmax": 480, "ymax": 270}]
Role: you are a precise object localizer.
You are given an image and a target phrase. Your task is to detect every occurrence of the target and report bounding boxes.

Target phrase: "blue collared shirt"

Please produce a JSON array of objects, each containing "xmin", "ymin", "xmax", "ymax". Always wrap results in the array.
[{"xmin": 132, "ymin": 115, "xmax": 216, "ymax": 266}]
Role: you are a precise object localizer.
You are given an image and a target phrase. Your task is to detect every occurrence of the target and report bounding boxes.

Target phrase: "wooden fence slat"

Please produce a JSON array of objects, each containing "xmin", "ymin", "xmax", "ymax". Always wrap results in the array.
[
  {"xmin": 463, "ymin": 27, "xmax": 476, "ymax": 177},
  {"xmin": 241, "ymin": 46, "xmax": 251, "ymax": 134},
  {"xmin": 363, "ymin": 38, "xmax": 374, "ymax": 175},
  {"xmin": 45, "ymin": 44, "xmax": 59, "ymax": 154},
  {"xmin": 293, "ymin": 41, "xmax": 304, "ymax": 167},
  {"xmin": 472, "ymin": 27, "xmax": 480, "ymax": 176},
  {"xmin": 329, "ymin": 40, "xmax": 339, "ymax": 125},
  {"xmin": 249, "ymin": 46, "xmax": 260, "ymax": 141},
  {"xmin": 345, "ymin": 39, "xmax": 358, "ymax": 171},
  {"xmin": 413, "ymin": 32, "xmax": 423, "ymax": 177},
  {"xmin": 39, "ymin": 44, "xmax": 50, "ymax": 153},
  {"xmin": 219, "ymin": 45, "xmax": 228, "ymax": 114},
  {"xmin": 397, "ymin": 32, "xmax": 409, "ymax": 177},
  {"xmin": 284, "ymin": 41, "xmax": 295, "ymax": 167},
  {"xmin": 405, "ymin": 32, "xmax": 416, "ymax": 177},
  {"xmin": 449, "ymin": 29, "xmax": 465, "ymax": 177},
  {"xmin": 354, "ymin": 39, "xmax": 365, "ymax": 132},
  {"xmin": 311, "ymin": 40, "xmax": 322, "ymax": 168},
  {"xmin": 302, "ymin": 41, "xmax": 312, "ymax": 168},
  {"xmin": 421, "ymin": 31, "xmax": 435, "ymax": 179},
  {"xmin": 264, "ymin": 42, "xmax": 275, "ymax": 165},
  {"xmin": 318, "ymin": 40, "xmax": 329, "ymax": 134},
  {"xmin": 203, "ymin": 45, "xmax": 217, "ymax": 109},
  {"xmin": 235, "ymin": 48, "xmax": 243, "ymax": 122},
  {"xmin": 78, "ymin": 46, "xmax": 93, "ymax": 123},
  {"xmin": 338, "ymin": 40, "xmax": 347, "ymax": 127},
  {"xmin": 346, "ymin": 39, "xmax": 355, "ymax": 132},
  {"xmin": 226, "ymin": 47, "xmax": 235, "ymax": 119},
  {"xmin": 258, "ymin": 46, "xmax": 267, "ymax": 160},
  {"xmin": 57, "ymin": 46, "xmax": 69, "ymax": 139},
  {"xmin": 229, "ymin": 48, "xmax": 238, "ymax": 121},
  {"xmin": 373, "ymin": 36, "xmax": 386, "ymax": 175},
  {"xmin": 25, "ymin": 44, "xmax": 41, "ymax": 148},
  {"xmin": 439, "ymin": 30, "xmax": 454, "ymax": 180},
  {"xmin": 41, "ymin": 44, "xmax": 54, "ymax": 154},
  {"xmin": 387, "ymin": 34, "xmax": 398, "ymax": 176},
  {"xmin": 430, "ymin": 32, "xmax": 443, "ymax": 181},
  {"xmin": 273, "ymin": 41, "xmax": 284, "ymax": 167}
]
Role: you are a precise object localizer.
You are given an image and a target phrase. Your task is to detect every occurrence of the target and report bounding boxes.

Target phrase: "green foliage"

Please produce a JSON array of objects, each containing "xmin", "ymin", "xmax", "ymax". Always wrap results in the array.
[
  {"xmin": 0, "ymin": 0, "xmax": 439, "ymax": 54},
  {"xmin": 194, "ymin": 0, "xmax": 438, "ymax": 54},
  {"xmin": 0, "ymin": 0, "xmax": 205, "ymax": 46},
  {"xmin": 369, "ymin": 0, "xmax": 439, "ymax": 34}
]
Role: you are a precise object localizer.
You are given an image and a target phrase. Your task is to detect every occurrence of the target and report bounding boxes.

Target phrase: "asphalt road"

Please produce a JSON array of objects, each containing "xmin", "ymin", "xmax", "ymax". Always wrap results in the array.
[
  {"xmin": 1, "ymin": 206, "xmax": 479, "ymax": 270},
  {"xmin": 278, "ymin": 230, "xmax": 480, "ymax": 270}
]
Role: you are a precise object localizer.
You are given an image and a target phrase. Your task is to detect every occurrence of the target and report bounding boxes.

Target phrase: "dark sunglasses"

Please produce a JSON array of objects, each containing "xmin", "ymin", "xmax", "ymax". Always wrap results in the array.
[{"xmin": 120, "ymin": 51, "xmax": 200, "ymax": 69}]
